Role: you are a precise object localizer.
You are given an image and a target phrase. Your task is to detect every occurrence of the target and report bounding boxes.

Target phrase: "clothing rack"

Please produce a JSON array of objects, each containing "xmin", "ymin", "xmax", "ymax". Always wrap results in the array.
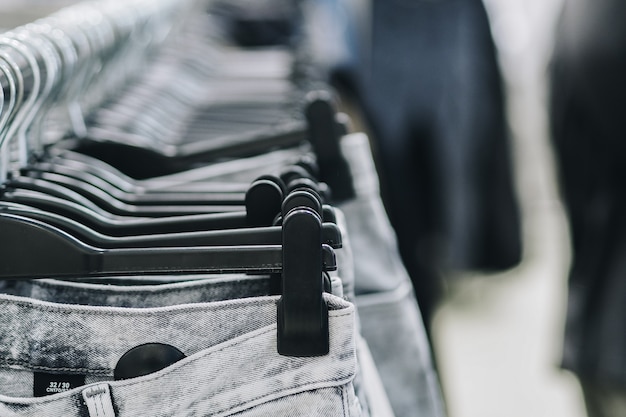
[
  {"xmin": 0, "ymin": 1, "xmax": 446, "ymax": 416},
  {"xmin": 0, "ymin": 0, "xmax": 190, "ymax": 181}
]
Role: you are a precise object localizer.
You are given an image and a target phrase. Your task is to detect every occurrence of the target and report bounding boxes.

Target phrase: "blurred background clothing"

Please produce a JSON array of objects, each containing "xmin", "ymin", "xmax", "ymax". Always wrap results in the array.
[
  {"xmin": 306, "ymin": 0, "xmax": 592, "ymax": 415},
  {"xmin": 550, "ymin": 0, "xmax": 626, "ymax": 414},
  {"xmin": 308, "ymin": 0, "xmax": 522, "ymax": 331}
]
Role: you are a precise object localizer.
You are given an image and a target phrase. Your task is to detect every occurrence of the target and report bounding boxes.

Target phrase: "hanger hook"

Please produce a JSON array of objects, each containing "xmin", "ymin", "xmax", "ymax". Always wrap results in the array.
[
  {"xmin": 10, "ymin": 27, "xmax": 62, "ymax": 166},
  {"xmin": 0, "ymin": 35, "xmax": 43, "ymax": 177},
  {"xmin": 24, "ymin": 20, "xmax": 78, "ymax": 150},
  {"xmin": 0, "ymin": 47, "xmax": 24, "ymax": 184}
]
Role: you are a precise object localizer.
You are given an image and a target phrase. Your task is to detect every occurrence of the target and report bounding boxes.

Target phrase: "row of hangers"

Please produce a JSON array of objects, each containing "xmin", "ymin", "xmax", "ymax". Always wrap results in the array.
[{"xmin": 0, "ymin": 0, "xmax": 355, "ymax": 357}]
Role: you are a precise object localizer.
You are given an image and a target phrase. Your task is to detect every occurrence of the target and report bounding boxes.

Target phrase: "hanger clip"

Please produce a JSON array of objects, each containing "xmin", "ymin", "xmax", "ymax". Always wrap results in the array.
[{"xmin": 277, "ymin": 206, "xmax": 330, "ymax": 357}]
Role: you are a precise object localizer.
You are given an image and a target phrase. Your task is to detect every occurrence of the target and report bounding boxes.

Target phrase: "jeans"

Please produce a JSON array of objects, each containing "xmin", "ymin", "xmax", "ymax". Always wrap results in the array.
[
  {"xmin": 339, "ymin": 133, "xmax": 447, "ymax": 417},
  {"xmin": 0, "ymin": 292, "xmax": 361, "ymax": 416},
  {"xmin": 0, "ymin": 274, "xmax": 396, "ymax": 416}
]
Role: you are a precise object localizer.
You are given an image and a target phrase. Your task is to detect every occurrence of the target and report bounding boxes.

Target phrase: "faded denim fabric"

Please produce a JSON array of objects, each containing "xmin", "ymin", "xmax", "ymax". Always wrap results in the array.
[
  {"xmin": 332, "ymin": 208, "xmax": 356, "ymax": 302},
  {"xmin": 0, "ymin": 275, "xmax": 276, "ymax": 307},
  {"xmin": 0, "ymin": 275, "xmax": 385, "ymax": 417},
  {"xmin": 357, "ymin": 284, "xmax": 445, "ymax": 417},
  {"xmin": 0, "ymin": 293, "xmax": 361, "ymax": 416},
  {"xmin": 0, "ymin": 274, "xmax": 343, "ymax": 308},
  {"xmin": 356, "ymin": 336, "xmax": 395, "ymax": 417},
  {"xmin": 339, "ymin": 133, "xmax": 447, "ymax": 417}
]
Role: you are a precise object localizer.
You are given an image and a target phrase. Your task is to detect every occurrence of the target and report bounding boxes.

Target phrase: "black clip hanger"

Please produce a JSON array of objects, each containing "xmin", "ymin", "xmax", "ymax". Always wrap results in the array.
[
  {"xmin": 0, "ymin": 203, "xmax": 343, "ymax": 250},
  {"xmin": 0, "ymin": 177, "xmax": 285, "ymax": 236},
  {"xmin": 1, "ymin": 182, "xmax": 339, "ymax": 238},
  {"xmin": 278, "ymin": 206, "xmax": 329, "ymax": 356},
  {"xmin": 304, "ymin": 90, "xmax": 355, "ymax": 202},
  {"xmin": 0, "ymin": 208, "xmax": 334, "ymax": 357},
  {"xmin": 0, "ymin": 212, "xmax": 337, "ymax": 279}
]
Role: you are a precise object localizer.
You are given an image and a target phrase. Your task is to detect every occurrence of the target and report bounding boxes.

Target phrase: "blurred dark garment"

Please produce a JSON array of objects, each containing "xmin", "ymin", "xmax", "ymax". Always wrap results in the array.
[
  {"xmin": 328, "ymin": 0, "xmax": 522, "ymax": 325},
  {"xmin": 580, "ymin": 380, "xmax": 626, "ymax": 417},
  {"xmin": 208, "ymin": 0, "xmax": 299, "ymax": 47},
  {"xmin": 550, "ymin": 0, "xmax": 626, "ymax": 401}
]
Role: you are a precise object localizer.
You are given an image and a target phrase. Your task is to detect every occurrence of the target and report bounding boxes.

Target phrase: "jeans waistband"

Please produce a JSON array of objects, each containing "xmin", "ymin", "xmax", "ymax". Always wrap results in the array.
[
  {"xmin": 0, "ymin": 275, "xmax": 274, "ymax": 308},
  {"xmin": 0, "ymin": 293, "xmax": 356, "ymax": 416},
  {"xmin": 0, "ymin": 274, "xmax": 344, "ymax": 307}
]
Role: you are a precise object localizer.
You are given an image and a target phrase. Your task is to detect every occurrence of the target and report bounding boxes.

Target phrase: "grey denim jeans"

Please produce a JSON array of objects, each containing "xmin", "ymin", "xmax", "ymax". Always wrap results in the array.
[
  {"xmin": 0, "ymin": 292, "xmax": 361, "ymax": 416},
  {"xmin": 0, "ymin": 274, "xmax": 399, "ymax": 416},
  {"xmin": 339, "ymin": 133, "xmax": 447, "ymax": 417}
]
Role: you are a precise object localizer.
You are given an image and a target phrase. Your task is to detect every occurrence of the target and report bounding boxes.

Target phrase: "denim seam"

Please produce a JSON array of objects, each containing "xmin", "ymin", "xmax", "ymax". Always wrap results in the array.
[
  {"xmin": 95, "ymin": 391, "xmax": 108, "ymax": 417},
  {"xmin": 197, "ymin": 383, "xmax": 355, "ymax": 417},
  {"xmin": 84, "ymin": 380, "xmax": 360, "ymax": 414},
  {"xmin": 0, "ymin": 298, "xmax": 278, "ymax": 317},
  {"xmin": 30, "ymin": 280, "xmax": 264, "ymax": 297},
  {"xmin": 27, "ymin": 288, "xmax": 270, "ymax": 303},
  {"xmin": 0, "ymin": 298, "xmax": 352, "ymax": 318},
  {"xmin": 0, "ymin": 359, "xmax": 110, "ymax": 374}
]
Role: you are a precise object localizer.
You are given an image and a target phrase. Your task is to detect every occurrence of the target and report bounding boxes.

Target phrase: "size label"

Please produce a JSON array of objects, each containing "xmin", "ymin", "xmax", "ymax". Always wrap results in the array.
[{"xmin": 34, "ymin": 372, "xmax": 86, "ymax": 397}]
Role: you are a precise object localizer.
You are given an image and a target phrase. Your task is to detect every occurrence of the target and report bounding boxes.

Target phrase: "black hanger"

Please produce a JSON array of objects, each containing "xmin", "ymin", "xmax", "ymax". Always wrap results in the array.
[
  {"xmin": 4, "ymin": 173, "xmax": 248, "ymax": 218},
  {"xmin": 0, "ymin": 178, "xmax": 283, "ymax": 235},
  {"xmin": 0, "ymin": 208, "xmax": 333, "ymax": 357},
  {"xmin": 53, "ymin": 88, "xmax": 346, "ymax": 183},
  {"xmin": 0, "ymin": 208, "xmax": 337, "ymax": 276},
  {"xmin": 0, "ymin": 203, "xmax": 343, "ymax": 249},
  {"xmin": 20, "ymin": 157, "xmax": 327, "ymax": 208},
  {"xmin": 42, "ymin": 149, "xmax": 250, "ymax": 195},
  {"xmin": 278, "ymin": 206, "xmax": 330, "ymax": 356},
  {"xmin": 21, "ymin": 163, "xmax": 248, "ymax": 206},
  {"xmin": 304, "ymin": 90, "xmax": 355, "ymax": 202},
  {"xmin": 1, "ymin": 174, "xmax": 339, "ymax": 234},
  {"xmin": 43, "ymin": 147, "xmax": 311, "ymax": 195},
  {"xmin": 56, "ymin": 119, "xmax": 309, "ymax": 179}
]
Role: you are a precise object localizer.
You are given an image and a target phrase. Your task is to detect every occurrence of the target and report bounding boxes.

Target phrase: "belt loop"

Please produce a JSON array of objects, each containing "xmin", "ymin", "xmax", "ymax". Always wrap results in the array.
[{"xmin": 82, "ymin": 383, "xmax": 116, "ymax": 417}]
